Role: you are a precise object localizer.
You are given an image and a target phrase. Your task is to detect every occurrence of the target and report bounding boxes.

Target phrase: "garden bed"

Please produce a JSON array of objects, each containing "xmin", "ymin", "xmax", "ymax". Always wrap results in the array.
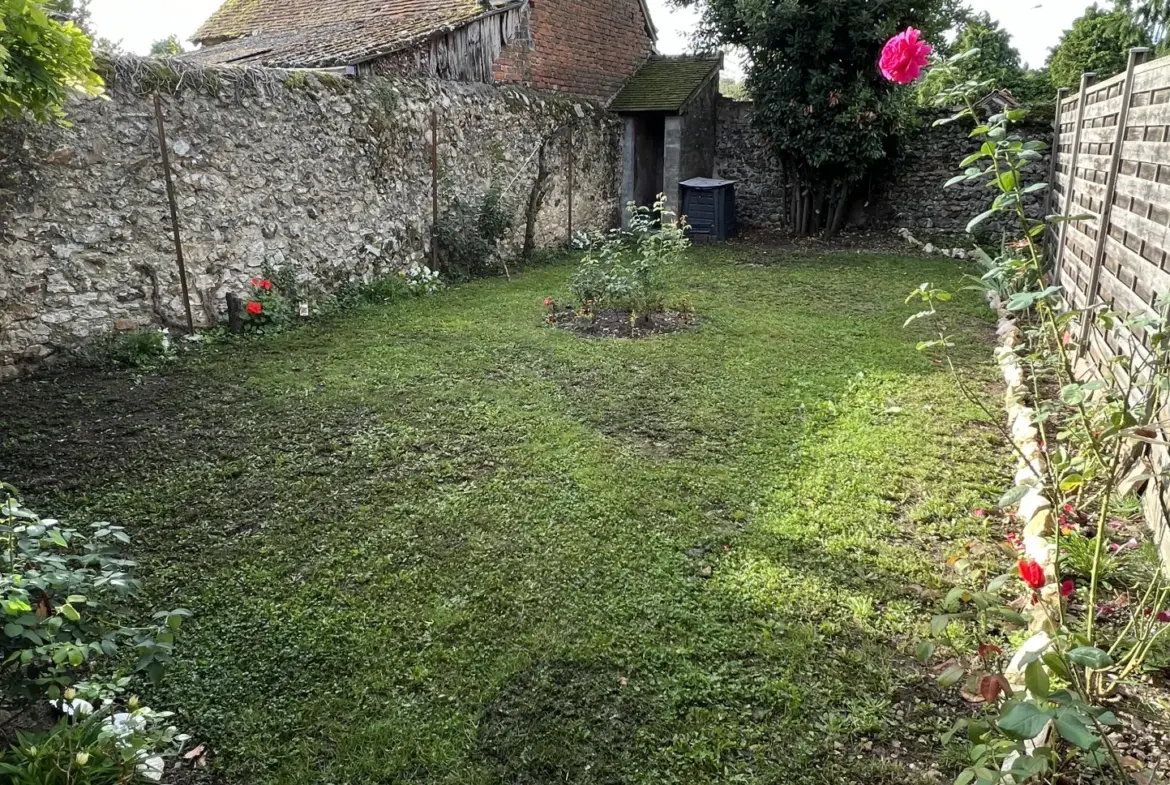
[{"xmin": 551, "ymin": 308, "xmax": 694, "ymax": 338}]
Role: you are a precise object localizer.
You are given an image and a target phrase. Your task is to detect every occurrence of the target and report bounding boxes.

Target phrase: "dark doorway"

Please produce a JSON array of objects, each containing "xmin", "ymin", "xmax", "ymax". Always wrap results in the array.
[{"xmin": 632, "ymin": 114, "xmax": 665, "ymax": 208}]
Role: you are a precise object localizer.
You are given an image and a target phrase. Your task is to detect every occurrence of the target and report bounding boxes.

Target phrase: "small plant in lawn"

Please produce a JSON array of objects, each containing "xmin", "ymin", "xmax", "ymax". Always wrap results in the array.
[
  {"xmin": 107, "ymin": 330, "xmax": 174, "ymax": 371},
  {"xmin": 568, "ymin": 195, "xmax": 690, "ymax": 326},
  {"xmin": 399, "ymin": 264, "xmax": 443, "ymax": 295},
  {"xmin": 886, "ymin": 30, "xmax": 1170, "ymax": 785}
]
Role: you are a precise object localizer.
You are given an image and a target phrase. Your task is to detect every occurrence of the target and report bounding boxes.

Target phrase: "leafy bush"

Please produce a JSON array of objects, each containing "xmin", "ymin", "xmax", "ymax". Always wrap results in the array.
[
  {"xmin": 569, "ymin": 196, "xmax": 690, "ymax": 318},
  {"xmin": 1, "ymin": 0, "xmax": 104, "ymax": 124},
  {"xmin": 107, "ymin": 330, "xmax": 173, "ymax": 370},
  {"xmin": 240, "ymin": 276, "xmax": 295, "ymax": 333},
  {"xmin": 0, "ymin": 698, "xmax": 189, "ymax": 784},
  {"xmin": 434, "ymin": 184, "xmax": 514, "ymax": 279},
  {"xmin": 0, "ymin": 484, "xmax": 189, "ymax": 714}
]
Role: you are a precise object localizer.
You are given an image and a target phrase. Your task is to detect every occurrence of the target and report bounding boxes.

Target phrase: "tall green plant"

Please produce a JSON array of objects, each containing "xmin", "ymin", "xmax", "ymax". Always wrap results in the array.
[
  {"xmin": 0, "ymin": 0, "xmax": 103, "ymax": 123},
  {"xmin": 893, "ymin": 42, "xmax": 1170, "ymax": 785}
]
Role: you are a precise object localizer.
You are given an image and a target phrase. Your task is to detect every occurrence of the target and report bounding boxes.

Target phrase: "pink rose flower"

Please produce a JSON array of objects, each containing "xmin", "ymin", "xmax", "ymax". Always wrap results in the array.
[{"xmin": 879, "ymin": 28, "xmax": 932, "ymax": 85}]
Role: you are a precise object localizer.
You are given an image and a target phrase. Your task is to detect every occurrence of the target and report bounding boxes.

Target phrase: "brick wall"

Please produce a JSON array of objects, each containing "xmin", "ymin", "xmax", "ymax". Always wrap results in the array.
[{"xmin": 494, "ymin": 0, "xmax": 654, "ymax": 101}]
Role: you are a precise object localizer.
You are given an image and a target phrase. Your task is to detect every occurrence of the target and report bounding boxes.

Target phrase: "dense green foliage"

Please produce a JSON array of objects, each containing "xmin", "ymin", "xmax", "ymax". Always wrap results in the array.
[
  {"xmin": 149, "ymin": 34, "xmax": 183, "ymax": 57},
  {"xmin": 0, "ymin": 0, "xmax": 103, "ymax": 123},
  {"xmin": 434, "ymin": 184, "xmax": 514, "ymax": 279},
  {"xmin": 683, "ymin": 0, "xmax": 959, "ymax": 235},
  {"xmin": 1047, "ymin": 6, "xmax": 1152, "ymax": 90},
  {"xmin": 0, "ymin": 248, "xmax": 1005, "ymax": 784},
  {"xmin": 916, "ymin": 12, "xmax": 1052, "ymax": 106},
  {"xmin": 569, "ymin": 198, "xmax": 689, "ymax": 316},
  {"xmin": 1119, "ymin": 0, "xmax": 1169, "ymax": 45}
]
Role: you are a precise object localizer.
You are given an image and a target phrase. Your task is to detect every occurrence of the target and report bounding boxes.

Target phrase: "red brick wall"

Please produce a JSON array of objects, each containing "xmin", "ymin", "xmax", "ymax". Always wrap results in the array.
[{"xmin": 493, "ymin": 0, "xmax": 654, "ymax": 101}]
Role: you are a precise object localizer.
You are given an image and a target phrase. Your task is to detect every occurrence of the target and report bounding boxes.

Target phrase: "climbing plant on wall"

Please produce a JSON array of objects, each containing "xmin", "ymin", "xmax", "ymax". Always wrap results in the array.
[{"xmin": 0, "ymin": 0, "xmax": 103, "ymax": 124}]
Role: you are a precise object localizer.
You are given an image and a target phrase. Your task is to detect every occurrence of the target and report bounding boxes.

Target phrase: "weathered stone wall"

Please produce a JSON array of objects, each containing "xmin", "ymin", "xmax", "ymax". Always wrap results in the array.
[
  {"xmin": 0, "ymin": 62, "xmax": 619, "ymax": 378},
  {"xmin": 713, "ymin": 97, "xmax": 787, "ymax": 229},
  {"xmin": 714, "ymin": 98, "xmax": 1053, "ymax": 234},
  {"xmin": 879, "ymin": 112, "xmax": 1053, "ymax": 234}
]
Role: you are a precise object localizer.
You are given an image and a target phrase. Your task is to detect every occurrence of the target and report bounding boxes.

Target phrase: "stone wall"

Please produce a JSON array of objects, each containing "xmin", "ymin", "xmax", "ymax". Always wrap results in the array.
[
  {"xmin": 0, "ymin": 61, "xmax": 620, "ymax": 379},
  {"xmin": 713, "ymin": 97, "xmax": 787, "ymax": 229},
  {"xmin": 879, "ymin": 112, "xmax": 1053, "ymax": 234},
  {"xmin": 713, "ymin": 98, "xmax": 1053, "ymax": 234},
  {"xmin": 680, "ymin": 80, "xmax": 718, "ymax": 183}
]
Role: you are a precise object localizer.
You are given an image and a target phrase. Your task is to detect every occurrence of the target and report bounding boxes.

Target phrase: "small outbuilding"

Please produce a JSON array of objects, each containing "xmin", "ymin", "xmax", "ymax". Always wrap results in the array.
[{"xmin": 610, "ymin": 54, "xmax": 723, "ymax": 226}]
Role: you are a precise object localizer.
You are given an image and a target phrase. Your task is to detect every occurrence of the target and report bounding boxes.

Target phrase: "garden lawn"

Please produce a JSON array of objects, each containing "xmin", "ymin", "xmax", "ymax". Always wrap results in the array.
[{"xmin": 0, "ymin": 245, "xmax": 1008, "ymax": 785}]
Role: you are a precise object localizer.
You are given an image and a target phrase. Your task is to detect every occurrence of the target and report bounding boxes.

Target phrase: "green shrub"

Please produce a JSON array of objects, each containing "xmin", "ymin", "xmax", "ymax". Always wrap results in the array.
[
  {"xmin": 569, "ymin": 195, "xmax": 690, "ymax": 317},
  {"xmin": 106, "ymin": 330, "xmax": 173, "ymax": 370},
  {"xmin": 0, "ymin": 484, "xmax": 190, "ymax": 714},
  {"xmin": 434, "ymin": 184, "xmax": 514, "ymax": 279},
  {"xmin": 0, "ymin": 699, "xmax": 188, "ymax": 784}
]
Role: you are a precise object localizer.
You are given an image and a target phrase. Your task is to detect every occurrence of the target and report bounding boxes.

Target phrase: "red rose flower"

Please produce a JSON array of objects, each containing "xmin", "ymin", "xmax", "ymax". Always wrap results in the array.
[
  {"xmin": 879, "ymin": 28, "xmax": 933, "ymax": 85},
  {"xmin": 1018, "ymin": 559, "xmax": 1045, "ymax": 589},
  {"xmin": 1060, "ymin": 579, "xmax": 1075, "ymax": 598},
  {"xmin": 246, "ymin": 301, "xmax": 263, "ymax": 316},
  {"xmin": 261, "ymin": 279, "xmax": 273, "ymax": 290}
]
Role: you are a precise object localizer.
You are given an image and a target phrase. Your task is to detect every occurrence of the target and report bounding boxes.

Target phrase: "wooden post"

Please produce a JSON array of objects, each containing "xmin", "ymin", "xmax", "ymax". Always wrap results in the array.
[
  {"xmin": 1079, "ymin": 48, "xmax": 1151, "ymax": 347},
  {"xmin": 1043, "ymin": 87, "xmax": 1069, "ymax": 276},
  {"xmin": 1053, "ymin": 72, "xmax": 1095, "ymax": 301},
  {"xmin": 225, "ymin": 293, "xmax": 244, "ymax": 334},
  {"xmin": 152, "ymin": 92, "xmax": 195, "ymax": 335},
  {"xmin": 431, "ymin": 109, "xmax": 439, "ymax": 270}
]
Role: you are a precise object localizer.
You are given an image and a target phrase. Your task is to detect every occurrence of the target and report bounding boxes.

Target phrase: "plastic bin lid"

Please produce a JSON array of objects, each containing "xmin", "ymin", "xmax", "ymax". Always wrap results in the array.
[{"xmin": 680, "ymin": 177, "xmax": 737, "ymax": 188}]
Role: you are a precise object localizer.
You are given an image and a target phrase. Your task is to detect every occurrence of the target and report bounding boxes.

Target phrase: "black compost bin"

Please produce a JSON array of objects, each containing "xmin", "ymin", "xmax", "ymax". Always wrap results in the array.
[{"xmin": 679, "ymin": 177, "xmax": 737, "ymax": 241}]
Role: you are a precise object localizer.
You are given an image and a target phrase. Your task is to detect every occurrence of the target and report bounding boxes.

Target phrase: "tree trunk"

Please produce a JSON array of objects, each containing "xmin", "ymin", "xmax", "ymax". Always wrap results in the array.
[{"xmin": 826, "ymin": 183, "xmax": 850, "ymax": 239}]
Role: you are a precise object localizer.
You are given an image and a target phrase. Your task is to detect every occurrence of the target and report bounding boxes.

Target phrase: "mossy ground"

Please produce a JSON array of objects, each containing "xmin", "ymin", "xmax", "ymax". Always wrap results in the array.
[{"xmin": 0, "ymin": 245, "xmax": 1008, "ymax": 784}]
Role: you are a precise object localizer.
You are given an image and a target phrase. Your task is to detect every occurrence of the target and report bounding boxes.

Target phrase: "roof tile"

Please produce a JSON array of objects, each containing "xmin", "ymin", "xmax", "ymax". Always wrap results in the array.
[{"xmin": 609, "ymin": 55, "xmax": 721, "ymax": 113}]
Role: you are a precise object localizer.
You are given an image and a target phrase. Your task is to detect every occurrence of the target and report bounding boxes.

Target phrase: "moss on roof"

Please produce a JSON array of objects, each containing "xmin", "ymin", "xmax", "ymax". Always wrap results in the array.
[{"xmin": 610, "ymin": 56, "xmax": 722, "ymax": 113}]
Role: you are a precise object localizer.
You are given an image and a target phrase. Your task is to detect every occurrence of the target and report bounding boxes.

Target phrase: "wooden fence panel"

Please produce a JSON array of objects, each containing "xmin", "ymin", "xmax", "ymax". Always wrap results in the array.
[{"xmin": 1049, "ymin": 48, "xmax": 1170, "ymax": 571}]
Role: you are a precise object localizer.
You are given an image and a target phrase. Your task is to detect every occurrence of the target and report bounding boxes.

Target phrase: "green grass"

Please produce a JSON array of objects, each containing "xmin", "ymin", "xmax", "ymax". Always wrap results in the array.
[{"xmin": 0, "ymin": 245, "xmax": 1007, "ymax": 785}]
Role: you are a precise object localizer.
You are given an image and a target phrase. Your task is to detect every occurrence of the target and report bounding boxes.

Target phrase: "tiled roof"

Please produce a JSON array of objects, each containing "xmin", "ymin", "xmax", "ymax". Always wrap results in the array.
[
  {"xmin": 609, "ymin": 55, "xmax": 722, "ymax": 113},
  {"xmin": 186, "ymin": 0, "xmax": 504, "ymax": 68}
]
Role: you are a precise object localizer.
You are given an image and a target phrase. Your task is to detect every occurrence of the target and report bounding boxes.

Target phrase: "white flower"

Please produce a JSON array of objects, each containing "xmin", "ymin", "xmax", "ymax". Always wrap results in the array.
[
  {"xmin": 52, "ymin": 698, "xmax": 94, "ymax": 717},
  {"xmin": 137, "ymin": 756, "xmax": 165, "ymax": 782}
]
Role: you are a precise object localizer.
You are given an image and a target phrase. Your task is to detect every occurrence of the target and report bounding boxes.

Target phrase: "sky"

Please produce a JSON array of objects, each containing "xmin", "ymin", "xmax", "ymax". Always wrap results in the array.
[{"xmin": 88, "ymin": 0, "xmax": 1094, "ymax": 75}]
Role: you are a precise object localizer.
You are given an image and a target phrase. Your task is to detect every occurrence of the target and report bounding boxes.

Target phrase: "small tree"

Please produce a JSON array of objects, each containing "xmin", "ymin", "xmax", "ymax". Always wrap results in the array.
[
  {"xmin": 682, "ymin": 0, "xmax": 959, "ymax": 237},
  {"xmin": 0, "ymin": 0, "xmax": 103, "ymax": 124},
  {"xmin": 1047, "ymin": 5, "xmax": 1151, "ymax": 90},
  {"xmin": 149, "ymin": 34, "xmax": 184, "ymax": 57},
  {"xmin": 918, "ymin": 12, "xmax": 1022, "ymax": 106}
]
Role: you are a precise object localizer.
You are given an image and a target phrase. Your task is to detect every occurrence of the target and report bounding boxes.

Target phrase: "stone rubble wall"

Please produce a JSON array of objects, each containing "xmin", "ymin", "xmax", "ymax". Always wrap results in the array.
[
  {"xmin": 0, "ymin": 62, "xmax": 620, "ymax": 379},
  {"xmin": 714, "ymin": 98, "xmax": 1053, "ymax": 234}
]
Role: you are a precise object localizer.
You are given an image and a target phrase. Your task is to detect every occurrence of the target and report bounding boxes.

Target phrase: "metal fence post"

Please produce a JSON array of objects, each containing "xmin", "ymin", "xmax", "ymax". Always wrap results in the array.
[{"xmin": 1079, "ymin": 48, "xmax": 1151, "ymax": 347}]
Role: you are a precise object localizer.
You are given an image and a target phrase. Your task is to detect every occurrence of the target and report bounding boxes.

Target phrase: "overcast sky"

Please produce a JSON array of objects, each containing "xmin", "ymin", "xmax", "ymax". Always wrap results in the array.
[{"xmin": 88, "ymin": 0, "xmax": 1095, "ymax": 76}]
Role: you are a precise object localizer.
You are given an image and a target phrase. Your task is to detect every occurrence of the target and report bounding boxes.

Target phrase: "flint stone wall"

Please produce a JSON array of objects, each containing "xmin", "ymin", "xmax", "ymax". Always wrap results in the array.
[
  {"xmin": 0, "ymin": 63, "xmax": 619, "ymax": 379},
  {"xmin": 714, "ymin": 98, "xmax": 1053, "ymax": 234}
]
